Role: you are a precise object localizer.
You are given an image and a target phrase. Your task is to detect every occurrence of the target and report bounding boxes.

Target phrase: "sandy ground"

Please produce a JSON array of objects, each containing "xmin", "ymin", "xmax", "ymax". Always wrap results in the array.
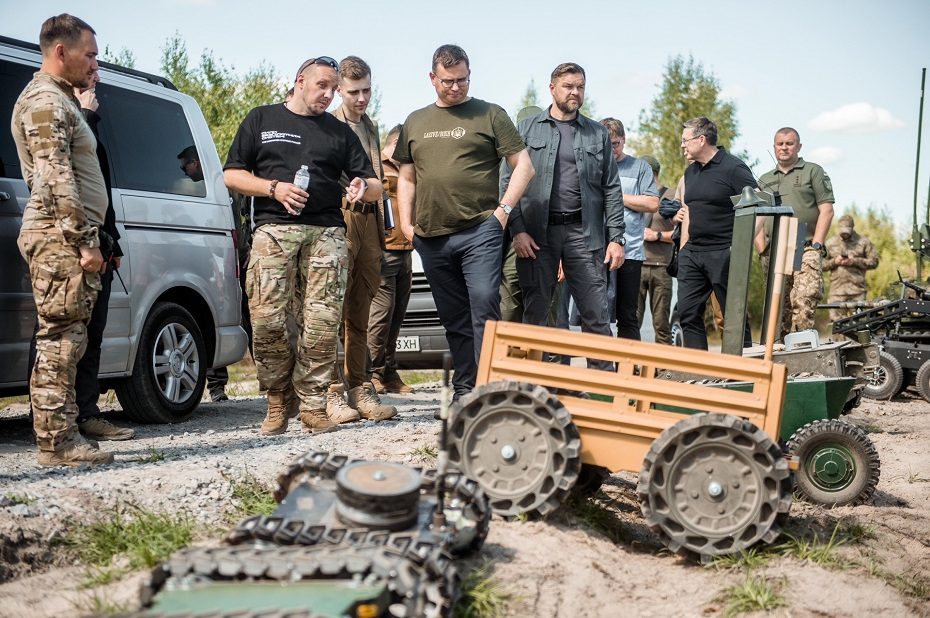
[{"xmin": 0, "ymin": 384, "xmax": 928, "ymax": 617}]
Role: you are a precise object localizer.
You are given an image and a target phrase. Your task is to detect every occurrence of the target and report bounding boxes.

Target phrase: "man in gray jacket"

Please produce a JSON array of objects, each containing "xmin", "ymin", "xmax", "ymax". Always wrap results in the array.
[{"xmin": 501, "ymin": 62, "xmax": 625, "ymax": 361}]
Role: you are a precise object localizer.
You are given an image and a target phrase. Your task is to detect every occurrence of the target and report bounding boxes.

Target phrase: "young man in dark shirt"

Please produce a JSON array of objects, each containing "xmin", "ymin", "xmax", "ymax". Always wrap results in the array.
[
  {"xmin": 677, "ymin": 116, "xmax": 756, "ymax": 350},
  {"xmin": 224, "ymin": 56, "xmax": 382, "ymax": 435}
]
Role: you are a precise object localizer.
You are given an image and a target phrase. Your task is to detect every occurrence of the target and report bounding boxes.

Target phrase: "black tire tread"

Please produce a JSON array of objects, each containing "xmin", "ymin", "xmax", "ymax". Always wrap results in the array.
[
  {"xmin": 786, "ymin": 419, "xmax": 881, "ymax": 506},
  {"xmin": 447, "ymin": 380, "xmax": 582, "ymax": 518},
  {"xmin": 115, "ymin": 302, "xmax": 206, "ymax": 423},
  {"xmin": 637, "ymin": 413, "xmax": 792, "ymax": 561}
]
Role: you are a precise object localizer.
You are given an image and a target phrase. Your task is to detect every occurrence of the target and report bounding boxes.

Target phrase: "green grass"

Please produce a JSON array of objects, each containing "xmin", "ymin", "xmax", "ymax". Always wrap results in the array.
[
  {"xmin": 134, "ymin": 447, "xmax": 166, "ymax": 464},
  {"xmin": 408, "ymin": 442, "xmax": 438, "ymax": 463},
  {"xmin": 71, "ymin": 592, "xmax": 131, "ymax": 616},
  {"xmin": 709, "ymin": 546, "xmax": 772, "ymax": 571},
  {"xmin": 565, "ymin": 493, "xmax": 631, "ymax": 544},
  {"xmin": 67, "ymin": 505, "xmax": 195, "ymax": 585},
  {"xmin": 398, "ymin": 369, "xmax": 442, "ymax": 385},
  {"xmin": 0, "ymin": 394, "xmax": 29, "ymax": 408},
  {"xmin": 721, "ymin": 575, "xmax": 787, "ymax": 617},
  {"xmin": 227, "ymin": 472, "xmax": 277, "ymax": 519},
  {"xmin": 887, "ymin": 571, "xmax": 930, "ymax": 600},
  {"xmin": 455, "ymin": 560, "xmax": 510, "ymax": 618},
  {"xmin": 859, "ymin": 422, "xmax": 884, "ymax": 434},
  {"xmin": 3, "ymin": 492, "xmax": 36, "ymax": 506},
  {"xmin": 775, "ymin": 522, "xmax": 845, "ymax": 568}
]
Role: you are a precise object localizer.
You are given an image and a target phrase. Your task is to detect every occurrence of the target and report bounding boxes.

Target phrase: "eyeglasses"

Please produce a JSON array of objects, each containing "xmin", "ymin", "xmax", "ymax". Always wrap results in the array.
[
  {"xmin": 295, "ymin": 56, "xmax": 339, "ymax": 79},
  {"xmin": 437, "ymin": 76, "xmax": 470, "ymax": 88},
  {"xmin": 680, "ymin": 135, "xmax": 703, "ymax": 145},
  {"xmin": 610, "ymin": 139, "xmax": 625, "ymax": 148}
]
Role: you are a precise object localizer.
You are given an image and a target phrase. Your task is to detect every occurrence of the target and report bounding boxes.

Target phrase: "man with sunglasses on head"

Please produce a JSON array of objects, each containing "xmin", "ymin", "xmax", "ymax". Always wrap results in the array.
[
  {"xmin": 394, "ymin": 44, "xmax": 534, "ymax": 401},
  {"xmin": 224, "ymin": 56, "xmax": 382, "ymax": 436}
]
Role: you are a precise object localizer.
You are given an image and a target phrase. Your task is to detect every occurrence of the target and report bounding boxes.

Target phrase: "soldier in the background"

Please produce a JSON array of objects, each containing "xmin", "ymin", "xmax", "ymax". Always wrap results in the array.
[
  {"xmin": 824, "ymin": 214, "xmax": 878, "ymax": 322},
  {"xmin": 13, "ymin": 14, "xmax": 113, "ymax": 466}
]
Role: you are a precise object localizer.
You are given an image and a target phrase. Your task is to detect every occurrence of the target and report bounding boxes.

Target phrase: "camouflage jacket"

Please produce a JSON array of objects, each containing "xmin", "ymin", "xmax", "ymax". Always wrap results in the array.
[
  {"xmin": 824, "ymin": 232, "xmax": 878, "ymax": 295},
  {"xmin": 11, "ymin": 72, "xmax": 104, "ymax": 247}
]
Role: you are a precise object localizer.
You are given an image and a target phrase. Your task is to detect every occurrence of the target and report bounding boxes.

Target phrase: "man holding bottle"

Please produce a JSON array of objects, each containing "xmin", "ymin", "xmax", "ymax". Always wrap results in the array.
[{"xmin": 224, "ymin": 56, "xmax": 382, "ymax": 436}]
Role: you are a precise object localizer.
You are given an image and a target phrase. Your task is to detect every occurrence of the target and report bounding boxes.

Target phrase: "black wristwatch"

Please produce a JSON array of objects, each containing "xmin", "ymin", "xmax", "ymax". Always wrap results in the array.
[
  {"xmin": 805, "ymin": 240, "xmax": 826, "ymax": 257},
  {"xmin": 613, "ymin": 236, "xmax": 626, "ymax": 246}
]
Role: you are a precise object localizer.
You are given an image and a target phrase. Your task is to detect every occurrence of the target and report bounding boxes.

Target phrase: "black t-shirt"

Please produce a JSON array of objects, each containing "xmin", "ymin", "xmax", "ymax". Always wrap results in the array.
[
  {"xmin": 683, "ymin": 148, "xmax": 757, "ymax": 251},
  {"xmin": 224, "ymin": 103, "xmax": 375, "ymax": 229}
]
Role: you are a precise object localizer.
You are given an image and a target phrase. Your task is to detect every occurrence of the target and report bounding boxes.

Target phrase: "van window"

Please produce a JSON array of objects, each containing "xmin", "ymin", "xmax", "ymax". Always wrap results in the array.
[
  {"xmin": 97, "ymin": 85, "xmax": 206, "ymax": 198},
  {"xmin": 0, "ymin": 60, "xmax": 34, "ymax": 180}
]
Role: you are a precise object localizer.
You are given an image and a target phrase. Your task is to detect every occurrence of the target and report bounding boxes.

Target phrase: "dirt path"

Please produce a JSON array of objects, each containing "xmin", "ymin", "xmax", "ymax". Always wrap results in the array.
[{"xmin": 1, "ymin": 386, "xmax": 928, "ymax": 617}]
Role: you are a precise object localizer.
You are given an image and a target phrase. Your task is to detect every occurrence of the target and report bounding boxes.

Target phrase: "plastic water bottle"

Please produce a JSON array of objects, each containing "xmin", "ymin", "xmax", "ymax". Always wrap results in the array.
[{"xmin": 294, "ymin": 165, "xmax": 310, "ymax": 191}]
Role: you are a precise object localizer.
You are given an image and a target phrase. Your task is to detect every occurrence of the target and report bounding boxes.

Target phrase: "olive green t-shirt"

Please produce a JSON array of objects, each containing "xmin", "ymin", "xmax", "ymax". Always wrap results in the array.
[
  {"xmin": 759, "ymin": 158, "xmax": 835, "ymax": 241},
  {"xmin": 393, "ymin": 98, "xmax": 525, "ymax": 237}
]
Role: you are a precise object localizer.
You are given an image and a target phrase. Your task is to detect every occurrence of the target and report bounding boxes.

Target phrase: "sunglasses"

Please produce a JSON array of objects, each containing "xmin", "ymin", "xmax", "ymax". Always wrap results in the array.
[{"xmin": 295, "ymin": 56, "xmax": 339, "ymax": 79}]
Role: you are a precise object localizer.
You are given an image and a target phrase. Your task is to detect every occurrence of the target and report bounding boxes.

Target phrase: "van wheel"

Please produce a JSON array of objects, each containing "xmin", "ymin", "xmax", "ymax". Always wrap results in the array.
[{"xmin": 115, "ymin": 302, "xmax": 206, "ymax": 423}]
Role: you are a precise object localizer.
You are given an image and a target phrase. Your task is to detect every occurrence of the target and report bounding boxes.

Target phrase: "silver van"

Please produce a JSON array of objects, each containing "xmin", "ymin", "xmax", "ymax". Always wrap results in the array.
[{"xmin": 0, "ymin": 35, "xmax": 247, "ymax": 423}]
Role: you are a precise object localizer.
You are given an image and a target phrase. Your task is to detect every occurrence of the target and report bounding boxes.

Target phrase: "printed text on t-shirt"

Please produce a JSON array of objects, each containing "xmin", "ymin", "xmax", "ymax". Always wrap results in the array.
[{"xmin": 261, "ymin": 130, "xmax": 302, "ymax": 145}]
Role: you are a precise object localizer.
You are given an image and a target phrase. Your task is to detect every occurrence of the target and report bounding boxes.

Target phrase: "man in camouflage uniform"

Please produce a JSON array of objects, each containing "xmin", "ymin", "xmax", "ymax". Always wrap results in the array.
[
  {"xmin": 824, "ymin": 214, "xmax": 879, "ymax": 322},
  {"xmin": 224, "ymin": 56, "xmax": 381, "ymax": 435},
  {"xmin": 757, "ymin": 127, "xmax": 835, "ymax": 335},
  {"xmin": 12, "ymin": 14, "xmax": 112, "ymax": 466}
]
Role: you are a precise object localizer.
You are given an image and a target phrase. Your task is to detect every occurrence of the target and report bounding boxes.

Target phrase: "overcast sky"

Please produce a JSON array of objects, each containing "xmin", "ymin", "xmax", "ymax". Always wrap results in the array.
[{"xmin": 4, "ymin": 0, "xmax": 930, "ymax": 233}]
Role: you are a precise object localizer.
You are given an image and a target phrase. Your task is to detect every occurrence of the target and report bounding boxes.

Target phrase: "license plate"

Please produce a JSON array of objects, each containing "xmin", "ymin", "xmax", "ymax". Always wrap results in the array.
[{"xmin": 396, "ymin": 336, "xmax": 421, "ymax": 352}]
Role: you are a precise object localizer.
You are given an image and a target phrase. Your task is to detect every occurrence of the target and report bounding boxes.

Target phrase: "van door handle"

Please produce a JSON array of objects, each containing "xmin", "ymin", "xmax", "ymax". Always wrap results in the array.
[{"xmin": 0, "ymin": 192, "xmax": 10, "ymax": 201}]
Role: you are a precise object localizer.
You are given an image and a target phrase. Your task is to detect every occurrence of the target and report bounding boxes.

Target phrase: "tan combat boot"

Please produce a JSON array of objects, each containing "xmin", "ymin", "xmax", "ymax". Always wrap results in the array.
[
  {"xmin": 300, "ymin": 409, "xmax": 337, "ymax": 434},
  {"xmin": 78, "ymin": 417, "xmax": 135, "ymax": 441},
  {"xmin": 347, "ymin": 384, "xmax": 398, "ymax": 421},
  {"xmin": 326, "ymin": 391, "xmax": 360, "ymax": 424},
  {"xmin": 37, "ymin": 434, "xmax": 114, "ymax": 467},
  {"xmin": 382, "ymin": 372, "xmax": 414, "ymax": 394},
  {"xmin": 261, "ymin": 391, "xmax": 291, "ymax": 436},
  {"xmin": 284, "ymin": 386, "xmax": 299, "ymax": 419}
]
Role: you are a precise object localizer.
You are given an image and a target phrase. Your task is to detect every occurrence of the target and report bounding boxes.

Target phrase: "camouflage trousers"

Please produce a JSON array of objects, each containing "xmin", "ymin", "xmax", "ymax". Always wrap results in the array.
[
  {"xmin": 246, "ymin": 224, "xmax": 347, "ymax": 412},
  {"xmin": 827, "ymin": 291, "xmax": 867, "ymax": 323},
  {"xmin": 761, "ymin": 248, "xmax": 823, "ymax": 335},
  {"xmin": 17, "ymin": 228, "xmax": 100, "ymax": 452}
]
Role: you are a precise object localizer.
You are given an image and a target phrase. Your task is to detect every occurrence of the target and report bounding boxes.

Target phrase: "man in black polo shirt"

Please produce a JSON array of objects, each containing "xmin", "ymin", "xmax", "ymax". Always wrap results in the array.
[{"xmin": 677, "ymin": 117, "xmax": 756, "ymax": 350}]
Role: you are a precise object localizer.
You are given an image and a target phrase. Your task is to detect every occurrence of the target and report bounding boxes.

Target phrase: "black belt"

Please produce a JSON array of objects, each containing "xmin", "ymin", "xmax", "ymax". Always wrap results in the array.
[
  {"xmin": 548, "ymin": 210, "xmax": 583, "ymax": 225},
  {"xmin": 343, "ymin": 202, "xmax": 378, "ymax": 215}
]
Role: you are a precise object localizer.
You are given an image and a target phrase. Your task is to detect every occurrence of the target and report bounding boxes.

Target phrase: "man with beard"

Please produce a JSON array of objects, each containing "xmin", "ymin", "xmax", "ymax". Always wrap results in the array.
[
  {"xmin": 501, "ymin": 62, "xmax": 625, "ymax": 367},
  {"xmin": 12, "ymin": 14, "xmax": 113, "ymax": 465}
]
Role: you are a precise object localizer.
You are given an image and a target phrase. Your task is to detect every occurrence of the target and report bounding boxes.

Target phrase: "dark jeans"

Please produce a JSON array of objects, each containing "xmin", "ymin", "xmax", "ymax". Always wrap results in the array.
[
  {"xmin": 368, "ymin": 250, "xmax": 413, "ymax": 380},
  {"xmin": 516, "ymin": 222, "xmax": 612, "ymax": 370},
  {"xmin": 207, "ymin": 259, "xmax": 252, "ymax": 393},
  {"xmin": 28, "ymin": 268, "xmax": 113, "ymax": 422},
  {"xmin": 414, "ymin": 216, "xmax": 504, "ymax": 398},
  {"xmin": 615, "ymin": 259, "xmax": 643, "ymax": 340},
  {"xmin": 677, "ymin": 245, "xmax": 751, "ymax": 350}
]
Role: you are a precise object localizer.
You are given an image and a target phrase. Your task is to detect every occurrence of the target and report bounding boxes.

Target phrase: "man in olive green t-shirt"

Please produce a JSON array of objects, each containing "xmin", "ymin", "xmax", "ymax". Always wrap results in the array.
[
  {"xmin": 755, "ymin": 127, "xmax": 835, "ymax": 334},
  {"xmin": 394, "ymin": 44, "xmax": 534, "ymax": 398}
]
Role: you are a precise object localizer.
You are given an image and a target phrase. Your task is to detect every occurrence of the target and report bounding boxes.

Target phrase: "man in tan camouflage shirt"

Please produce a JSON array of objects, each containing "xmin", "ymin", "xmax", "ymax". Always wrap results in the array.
[
  {"xmin": 11, "ymin": 14, "xmax": 112, "ymax": 466},
  {"xmin": 824, "ymin": 214, "xmax": 879, "ymax": 322}
]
